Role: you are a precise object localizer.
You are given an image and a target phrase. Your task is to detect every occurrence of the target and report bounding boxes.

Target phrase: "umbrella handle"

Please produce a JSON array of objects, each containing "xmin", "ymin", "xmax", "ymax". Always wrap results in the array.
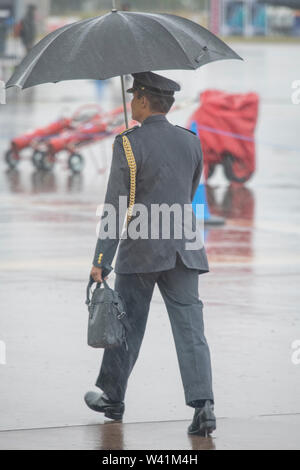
[{"xmin": 120, "ymin": 75, "xmax": 129, "ymax": 130}]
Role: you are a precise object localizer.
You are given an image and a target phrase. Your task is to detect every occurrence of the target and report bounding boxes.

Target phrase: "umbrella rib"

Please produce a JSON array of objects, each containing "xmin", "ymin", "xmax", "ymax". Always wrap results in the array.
[
  {"xmin": 23, "ymin": 16, "xmax": 108, "ymax": 87},
  {"xmin": 6, "ymin": 21, "xmax": 77, "ymax": 87},
  {"xmin": 150, "ymin": 13, "xmax": 241, "ymax": 61},
  {"xmin": 145, "ymin": 14, "xmax": 197, "ymax": 68},
  {"xmin": 18, "ymin": 19, "xmax": 93, "ymax": 87},
  {"xmin": 117, "ymin": 13, "xmax": 145, "ymax": 70},
  {"xmin": 66, "ymin": 14, "xmax": 108, "ymax": 67}
]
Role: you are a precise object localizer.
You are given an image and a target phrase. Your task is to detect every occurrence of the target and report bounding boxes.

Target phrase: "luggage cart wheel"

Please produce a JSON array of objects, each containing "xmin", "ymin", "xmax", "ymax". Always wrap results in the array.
[
  {"xmin": 5, "ymin": 149, "xmax": 19, "ymax": 169},
  {"xmin": 31, "ymin": 150, "xmax": 44, "ymax": 170},
  {"xmin": 40, "ymin": 151, "xmax": 55, "ymax": 171},
  {"xmin": 68, "ymin": 153, "xmax": 84, "ymax": 173},
  {"xmin": 208, "ymin": 163, "xmax": 216, "ymax": 179},
  {"xmin": 222, "ymin": 152, "xmax": 253, "ymax": 184}
]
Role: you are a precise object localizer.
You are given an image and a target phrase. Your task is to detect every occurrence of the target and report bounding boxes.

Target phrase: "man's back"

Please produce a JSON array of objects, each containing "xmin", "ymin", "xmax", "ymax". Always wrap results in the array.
[
  {"xmin": 129, "ymin": 115, "xmax": 198, "ymax": 204},
  {"xmin": 114, "ymin": 114, "xmax": 209, "ymax": 274}
]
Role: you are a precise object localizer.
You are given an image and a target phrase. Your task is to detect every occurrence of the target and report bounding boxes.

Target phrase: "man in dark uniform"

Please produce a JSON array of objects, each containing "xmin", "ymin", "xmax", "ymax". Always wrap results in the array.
[{"xmin": 85, "ymin": 72, "xmax": 216, "ymax": 436}]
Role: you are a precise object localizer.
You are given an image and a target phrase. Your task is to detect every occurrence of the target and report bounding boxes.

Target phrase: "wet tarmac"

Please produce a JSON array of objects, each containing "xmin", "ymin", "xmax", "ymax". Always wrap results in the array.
[
  {"xmin": 1, "ymin": 414, "xmax": 300, "ymax": 450},
  {"xmin": 0, "ymin": 42, "xmax": 300, "ymax": 449}
]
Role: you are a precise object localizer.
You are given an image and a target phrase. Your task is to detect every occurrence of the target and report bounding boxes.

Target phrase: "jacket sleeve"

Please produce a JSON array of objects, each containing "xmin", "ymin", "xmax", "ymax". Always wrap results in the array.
[
  {"xmin": 191, "ymin": 140, "xmax": 203, "ymax": 201},
  {"xmin": 92, "ymin": 136, "xmax": 130, "ymax": 270}
]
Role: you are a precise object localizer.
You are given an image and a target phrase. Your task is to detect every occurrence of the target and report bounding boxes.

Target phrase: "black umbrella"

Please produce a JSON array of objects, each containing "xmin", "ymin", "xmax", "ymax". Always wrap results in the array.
[{"xmin": 6, "ymin": 4, "xmax": 243, "ymax": 127}]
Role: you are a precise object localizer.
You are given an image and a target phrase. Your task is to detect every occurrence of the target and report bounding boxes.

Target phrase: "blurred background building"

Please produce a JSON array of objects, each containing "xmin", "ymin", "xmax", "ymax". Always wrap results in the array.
[
  {"xmin": 0, "ymin": 0, "xmax": 49, "ymax": 59},
  {"xmin": 1, "ymin": 0, "xmax": 300, "ymax": 62},
  {"xmin": 48, "ymin": 0, "xmax": 300, "ymax": 37}
]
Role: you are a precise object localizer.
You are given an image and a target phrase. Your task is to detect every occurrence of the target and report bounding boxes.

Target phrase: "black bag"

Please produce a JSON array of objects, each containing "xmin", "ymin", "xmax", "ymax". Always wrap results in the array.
[{"xmin": 85, "ymin": 277, "xmax": 131, "ymax": 350}]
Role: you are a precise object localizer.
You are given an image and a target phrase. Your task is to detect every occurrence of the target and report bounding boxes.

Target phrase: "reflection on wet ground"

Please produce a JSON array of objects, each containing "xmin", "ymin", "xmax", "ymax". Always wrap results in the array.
[
  {"xmin": 4, "ymin": 168, "xmax": 84, "ymax": 195},
  {"xmin": 0, "ymin": 43, "xmax": 300, "ymax": 449},
  {"xmin": 1, "ymin": 415, "xmax": 300, "ymax": 450}
]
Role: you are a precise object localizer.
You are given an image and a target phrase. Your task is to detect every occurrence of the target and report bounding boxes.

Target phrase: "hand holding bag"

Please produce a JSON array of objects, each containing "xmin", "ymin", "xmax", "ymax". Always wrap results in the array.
[{"xmin": 85, "ymin": 277, "xmax": 131, "ymax": 350}]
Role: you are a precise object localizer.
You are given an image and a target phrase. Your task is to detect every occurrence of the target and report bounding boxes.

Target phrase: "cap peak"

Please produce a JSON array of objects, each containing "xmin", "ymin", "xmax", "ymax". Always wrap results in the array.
[{"xmin": 127, "ymin": 71, "xmax": 180, "ymax": 97}]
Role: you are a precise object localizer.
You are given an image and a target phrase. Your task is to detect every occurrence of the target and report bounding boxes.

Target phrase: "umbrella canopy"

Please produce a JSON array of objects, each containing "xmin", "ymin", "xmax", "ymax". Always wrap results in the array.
[{"xmin": 6, "ymin": 10, "xmax": 242, "ymax": 90}]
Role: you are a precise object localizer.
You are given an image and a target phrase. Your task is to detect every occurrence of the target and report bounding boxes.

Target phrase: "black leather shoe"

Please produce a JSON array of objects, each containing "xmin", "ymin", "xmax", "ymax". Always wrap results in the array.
[
  {"xmin": 187, "ymin": 400, "xmax": 216, "ymax": 437},
  {"xmin": 84, "ymin": 391, "xmax": 125, "ymax": 421}
]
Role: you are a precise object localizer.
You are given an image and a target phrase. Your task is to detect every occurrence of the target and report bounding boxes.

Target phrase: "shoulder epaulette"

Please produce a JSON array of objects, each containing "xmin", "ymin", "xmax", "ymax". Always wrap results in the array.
[
  {"xmin": 175, "ymin": 125, "xmax": 197, "ymax": 136},
  {"xmin": 119, "ymin": 125, "xmax": 139, "ymax": 136}
]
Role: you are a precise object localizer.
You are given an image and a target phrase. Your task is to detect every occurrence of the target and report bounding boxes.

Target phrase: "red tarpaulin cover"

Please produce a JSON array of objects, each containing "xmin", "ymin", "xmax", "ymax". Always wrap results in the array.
[{"xmin": 187, "ymin": 90, "xmax": 259, "ymax": 181}]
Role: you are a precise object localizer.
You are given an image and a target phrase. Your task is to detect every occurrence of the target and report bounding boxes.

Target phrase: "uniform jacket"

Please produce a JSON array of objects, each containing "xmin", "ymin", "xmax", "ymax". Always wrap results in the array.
[{"xmin": 93, "ymin": 114, "xmax": 209, "ymax": 275}]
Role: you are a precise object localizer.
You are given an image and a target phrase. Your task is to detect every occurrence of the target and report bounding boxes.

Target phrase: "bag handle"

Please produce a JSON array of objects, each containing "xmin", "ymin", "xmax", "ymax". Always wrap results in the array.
[
  {"xmin": 85, "ymin": 264, "xmax": 113, "ymax": 305},
  {"xmin": 85, "ymin": 276, "xmax": 111, "ymax": 305}
]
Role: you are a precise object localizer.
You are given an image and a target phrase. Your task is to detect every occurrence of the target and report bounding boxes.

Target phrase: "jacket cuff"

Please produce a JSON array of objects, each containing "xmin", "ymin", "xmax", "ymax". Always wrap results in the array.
[
  {"xmin": 93, "ymin": 251, "xmax": 104, "ymax": 268},
  {"xmin": 92, "ymin": 241, "xmax": 114, "ymax": 279},
  {"xmin": 93, "ymin": 237, "xmax": 104, "ymax": 267},
  {"xmin": 92, "ymin": 252, "xmax": 113, "ymax": 275}
]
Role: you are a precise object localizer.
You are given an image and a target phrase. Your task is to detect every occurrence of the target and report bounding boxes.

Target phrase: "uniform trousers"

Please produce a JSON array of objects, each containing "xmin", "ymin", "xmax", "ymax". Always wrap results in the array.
[{"xmin": 95, "ymin": 254, "xmax": 214, "ymax": 407}]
